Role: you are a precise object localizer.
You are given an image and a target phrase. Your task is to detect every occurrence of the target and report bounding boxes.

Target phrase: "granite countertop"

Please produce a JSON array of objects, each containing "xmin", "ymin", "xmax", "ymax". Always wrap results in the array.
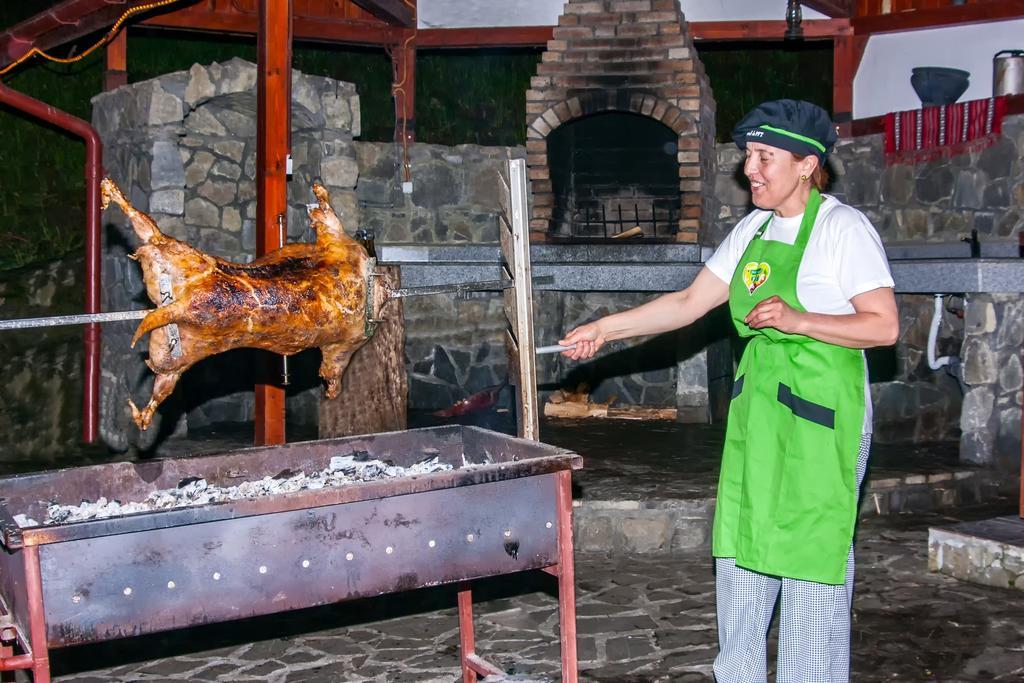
[{"xmin": 379, "ymin": 243, "xmax": 1024, "ymax": 294}]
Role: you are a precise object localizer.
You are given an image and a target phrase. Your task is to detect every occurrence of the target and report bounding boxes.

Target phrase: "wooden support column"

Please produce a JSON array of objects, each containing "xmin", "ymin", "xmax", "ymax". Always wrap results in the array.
[
  {"xmin": 254, "ymin": 0, "xmax": 292, "ymax": 446},
  {"xmin": 833, "ymin": 33, "xmax": 867, "ymax": 127},
  {"xmin": 392, "ymin": 30, "xmax": 416, "ymax": 144},
  {"xmin": 104, "ymin": 29, "xmax": 127, "ymax": 91}
]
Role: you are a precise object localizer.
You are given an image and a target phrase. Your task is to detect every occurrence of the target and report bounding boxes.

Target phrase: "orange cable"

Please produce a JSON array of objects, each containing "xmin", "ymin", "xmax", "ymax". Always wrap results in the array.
[
  {"xmin": 389, "ymin": 15, "xmax": 416, "ymax": 184},
  {"xmin": 1, "ymin": 0, "xmax": 184, "ymax": 77}
]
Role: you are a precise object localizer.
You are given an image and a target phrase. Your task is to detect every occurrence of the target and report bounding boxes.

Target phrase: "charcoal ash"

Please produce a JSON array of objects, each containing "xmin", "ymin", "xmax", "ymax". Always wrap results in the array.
[{"xmin": 22, "ymin": 454, "xmax": 452, "ymax": 527}]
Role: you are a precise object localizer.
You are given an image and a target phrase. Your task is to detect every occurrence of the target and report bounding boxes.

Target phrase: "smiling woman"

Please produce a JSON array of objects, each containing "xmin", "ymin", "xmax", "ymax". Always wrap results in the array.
[{"xmin": 559, "ymin": 99, "xmax": 898, "ymax": 683}]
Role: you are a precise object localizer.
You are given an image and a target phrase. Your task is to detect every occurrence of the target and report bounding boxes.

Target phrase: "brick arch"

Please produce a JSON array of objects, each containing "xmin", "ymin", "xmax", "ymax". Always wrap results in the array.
[
  {"xmin": 526, "ymin": 91, "xmax": 702, "ymax": 240},
  {"xmin": 529, "ymin": 92, "xmax": 695, "ymax": 140}
]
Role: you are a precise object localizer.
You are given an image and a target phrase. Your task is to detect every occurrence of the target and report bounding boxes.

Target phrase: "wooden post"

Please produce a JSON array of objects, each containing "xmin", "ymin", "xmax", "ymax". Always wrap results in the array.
[
  {"xmin": 104, "ymin": 30, "xmax": 127, "ymax": 91},
  {"xmin": 254, "ymin": 0, "xmax": 292, "ymax": 446},
  {"xmin": 392, "ymin": 29, "xmax": 416, "ymax": 144},
  {"xmin": 319, "ymin": 266, "xmax": 407, "ymax": 438},
  {"xmin": 500, "ymin": 159, "xmax": 540, "ymax": 441},
  {"xmin": 833, "ymin": 33, "xmax": 867, "ymax": 126}
]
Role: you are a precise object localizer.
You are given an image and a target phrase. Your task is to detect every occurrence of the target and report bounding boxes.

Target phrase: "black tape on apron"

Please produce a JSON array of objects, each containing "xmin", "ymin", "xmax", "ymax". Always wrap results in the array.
[{"xmin": 777, "ymin": 382, "xmax": 835, "ymax": 429}]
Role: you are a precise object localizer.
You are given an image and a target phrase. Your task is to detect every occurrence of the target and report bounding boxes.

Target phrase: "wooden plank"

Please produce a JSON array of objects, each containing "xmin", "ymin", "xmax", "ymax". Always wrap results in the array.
[
  {"xmin": 417, "ymin": 26, "xmax": 555, "ymax": 47},
  {"xmin": 416, "ymin": 20, "xmax": 852, "ymax": 46},
  {"xmin": 499, "ymin": 218, "xmax": 516, "ymax": 273},
  {"xmin": 142, "ymin": 8, "xmax": 400, "ymax": 46},
  {"xmin": 503, "ymin": 286, "xmax": 518, "ymax": 336},
  {"xmin": 802, "ymin": 0, "xmax": 854, "ymax": 17},
  {"xmin": 688, "ymin": 18, "xmax": 852, "ymax": 40},
  {"xmin": 350, "ymin": 0, "xmax": 414, "ymax": 27},
  {"xmin": 852, "ymin": 1, "xmax": 1024, "ymax": 35},
  {"xmin": 505, "ymin": 328, "xmax": 521, "ymax": 387},
  {"xmin": 319, "ymin": 266, "xmax": 407, "ymax": 438},
  {"xmin": 254, "ymin": 0, "xmax": 292, "ymax": 446},
  {"xmin": 497, "ymin": 166, "xmax": 512, "ymax": 218},
  {"xmin": 506, "ymin": 159, "xmax": 539, "ymax": 441}
]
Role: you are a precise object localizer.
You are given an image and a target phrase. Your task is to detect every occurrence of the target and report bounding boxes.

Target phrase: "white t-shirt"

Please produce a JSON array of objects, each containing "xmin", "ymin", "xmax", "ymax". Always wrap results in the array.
[{"xmin": 705, "ymin": 194, "xmax": 895, "ymax": 434}]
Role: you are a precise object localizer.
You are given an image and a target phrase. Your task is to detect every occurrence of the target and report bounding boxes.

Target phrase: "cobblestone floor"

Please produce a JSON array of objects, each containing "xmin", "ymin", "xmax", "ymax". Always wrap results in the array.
[{"xmin": 46, "ymin": 498, "xmax": 1024, "ymax": 683}]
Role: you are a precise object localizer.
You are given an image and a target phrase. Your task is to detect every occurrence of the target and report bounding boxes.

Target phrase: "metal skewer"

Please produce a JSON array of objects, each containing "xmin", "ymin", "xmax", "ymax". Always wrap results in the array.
[
  {"xmin": 0, "ymin": 277, "xmax": 557, "ymax": 331},
  {"xmin": 0, "ymin": 309, "xmax": 150, "ymax": 331},
  {"xmin": 535, "ymin": 343, "xmax": 576, "ymax": 355}
]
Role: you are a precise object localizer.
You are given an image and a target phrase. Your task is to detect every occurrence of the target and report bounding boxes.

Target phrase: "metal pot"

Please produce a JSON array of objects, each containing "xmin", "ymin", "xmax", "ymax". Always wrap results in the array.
[{"xmin": 994, "ymin": 49, "xmax": 1024, "ymax": 97}]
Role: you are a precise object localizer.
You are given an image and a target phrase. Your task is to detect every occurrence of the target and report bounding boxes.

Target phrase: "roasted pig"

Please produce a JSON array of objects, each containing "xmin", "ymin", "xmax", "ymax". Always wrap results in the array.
[{"xmin": 101, "ymin": 177, "xmax": 384, "ymax": 431}]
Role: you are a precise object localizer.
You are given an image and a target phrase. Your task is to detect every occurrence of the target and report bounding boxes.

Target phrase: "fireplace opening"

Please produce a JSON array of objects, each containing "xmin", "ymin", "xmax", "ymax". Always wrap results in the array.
[{"xmin": 547, "ymin": 111, "xmax": 680, "ymax": 243}]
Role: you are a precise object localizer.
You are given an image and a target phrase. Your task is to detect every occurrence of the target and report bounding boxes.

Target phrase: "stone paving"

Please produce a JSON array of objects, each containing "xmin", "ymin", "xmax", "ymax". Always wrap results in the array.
[{"xmin": 46, "ymin": 497, "xmax": 1024, "ymax": 683}]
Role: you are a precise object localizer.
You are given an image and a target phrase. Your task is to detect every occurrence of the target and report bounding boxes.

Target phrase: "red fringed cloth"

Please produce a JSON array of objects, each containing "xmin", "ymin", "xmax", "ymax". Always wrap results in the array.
[{"xmin": 883, "ymin": 96, "xmax": 1008, "ymax": 165}]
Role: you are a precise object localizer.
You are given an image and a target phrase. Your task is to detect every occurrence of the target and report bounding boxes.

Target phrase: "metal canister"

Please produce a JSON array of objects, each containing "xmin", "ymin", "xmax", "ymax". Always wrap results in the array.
[{"xmin": 994, "ymin": 50, "xmax": 1024, "ymax": 97}]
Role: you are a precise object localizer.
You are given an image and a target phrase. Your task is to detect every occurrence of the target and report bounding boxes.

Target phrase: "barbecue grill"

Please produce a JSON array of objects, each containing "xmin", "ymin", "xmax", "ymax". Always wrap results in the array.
[{"xmin": 0, "ymin": 425, "xmax": 583, "ymax": 682}]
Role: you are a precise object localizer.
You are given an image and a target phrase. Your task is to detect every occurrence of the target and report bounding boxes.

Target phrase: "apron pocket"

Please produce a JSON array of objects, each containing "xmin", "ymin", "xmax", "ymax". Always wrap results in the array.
[
  {"xmin": 777, "ymin": 382, "xmax": 835, "ymax": 429},
  {"xmin": 731, "ymin": 375, "xmax": 745, "ymax": 400}
]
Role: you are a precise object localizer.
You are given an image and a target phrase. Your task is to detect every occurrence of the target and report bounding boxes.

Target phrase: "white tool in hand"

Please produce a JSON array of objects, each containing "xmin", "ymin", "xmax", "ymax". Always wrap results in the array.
[{"xmin": 535, "ymin": 343, "xmax": 577, "ymax": 355}]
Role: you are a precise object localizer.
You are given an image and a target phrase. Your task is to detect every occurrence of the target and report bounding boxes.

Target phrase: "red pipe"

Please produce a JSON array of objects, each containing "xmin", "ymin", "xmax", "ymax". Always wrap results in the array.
[{"xmin": 0, "ymin": 82, "xmax": 102, "ymax": 444}]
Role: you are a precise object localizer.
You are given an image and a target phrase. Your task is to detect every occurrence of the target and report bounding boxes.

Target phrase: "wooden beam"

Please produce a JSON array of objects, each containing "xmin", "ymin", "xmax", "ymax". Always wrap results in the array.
[
  {"xmin": 802, "ymin": 0, "xmax": 854, "ymax": 18},
  {"xmin": 104, "ymin": 28, "xmax": 127, "ymax": 91},
  {"xmin": 350, "ymin": 0, "xmax": 414, "ymax": 28},
  {"xmin": 254, "ymin": 0, "xmax": 291, "ymax": 446},
  {"xmin": 690, "ymin": 18, "xmax": 852, "ymax": 40},
  {"xmin": 416, "ymin": 20, "xmax": 852, "ymax": 48},
  {"xmin": 417, "ymin": 26, "xmax": 554, "ymax": 48},
  {"xmin": 852, "ymin": 1, "xmax": 1024, "ymax": 35},
  {"xmin": 832, "ymin": 34, "xmax": 867, "ymax": 122},
  {"xmin": 142, "ymin": 11, "xmax": 400, "ymax": 46}
]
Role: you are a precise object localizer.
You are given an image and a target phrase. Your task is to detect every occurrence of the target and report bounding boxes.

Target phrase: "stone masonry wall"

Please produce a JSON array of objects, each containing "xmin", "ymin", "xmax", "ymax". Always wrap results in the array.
[
  {"xmin": 355, "ymin": 142, "xmax": 521, "ymax": 243},
  {"xmin": 960, "ymin": 294, "xmax": 1023, "ymax": 468},
  {"xmin": 355, "ymin": 142, "xmax": 692, "ymax": 413},
  {"xmin": 0, "ymin": 257, "xmax": 84, "ymax": 469},
  {"xmin": 92, "ymin": 59, "xmax": 360, "ymax": 451}
]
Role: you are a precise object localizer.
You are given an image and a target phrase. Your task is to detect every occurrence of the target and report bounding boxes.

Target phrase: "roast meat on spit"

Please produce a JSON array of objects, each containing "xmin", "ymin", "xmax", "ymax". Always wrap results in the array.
[{"xmin": 101, "ymin": 177, "xmax": 387, "ymax": 431}]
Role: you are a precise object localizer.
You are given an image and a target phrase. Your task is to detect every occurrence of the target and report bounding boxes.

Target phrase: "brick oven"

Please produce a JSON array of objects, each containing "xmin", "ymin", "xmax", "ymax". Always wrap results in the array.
[{"xmin": 525, "ymin": 0, "xmax": 716, "ymax": 243}]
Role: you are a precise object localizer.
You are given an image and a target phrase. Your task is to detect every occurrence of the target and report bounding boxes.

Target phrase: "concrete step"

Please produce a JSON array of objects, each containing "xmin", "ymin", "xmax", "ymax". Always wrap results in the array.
[
  {"xmin": 929, "ymin": 515, "xmax": 1024, "ymax": 591},
  {"xmin": 574, "ymin": 467, "xmax": 1015, "ymax": 554}
]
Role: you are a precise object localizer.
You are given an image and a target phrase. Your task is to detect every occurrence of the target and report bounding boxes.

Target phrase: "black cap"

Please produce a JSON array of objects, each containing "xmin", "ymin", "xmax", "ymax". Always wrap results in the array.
[{"xmin": 731, "ymin": 99, "xmax": 837, "ymax": 161}]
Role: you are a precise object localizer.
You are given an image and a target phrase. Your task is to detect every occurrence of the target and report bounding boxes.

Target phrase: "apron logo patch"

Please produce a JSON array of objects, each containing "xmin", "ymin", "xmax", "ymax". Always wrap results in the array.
[{"xmin": 742, "ymin": 261, "xmax": 771, "ymax": 295}]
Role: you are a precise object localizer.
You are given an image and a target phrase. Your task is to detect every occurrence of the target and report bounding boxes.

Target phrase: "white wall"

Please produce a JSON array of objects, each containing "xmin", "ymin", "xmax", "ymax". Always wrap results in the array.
[
  {"xmin": 854, "ymin": 19, "xmax": 1024, "ymax": 119},
  {"xmin": 417, "ymin": 0, "xmax": 826, "ymax": 29}
]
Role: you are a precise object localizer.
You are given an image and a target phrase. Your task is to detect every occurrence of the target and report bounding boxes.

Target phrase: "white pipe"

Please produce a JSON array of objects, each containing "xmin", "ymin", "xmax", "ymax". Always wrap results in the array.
[{"xmin": 927, "ymin": 294, "xmax": 952, "ymax": 370}]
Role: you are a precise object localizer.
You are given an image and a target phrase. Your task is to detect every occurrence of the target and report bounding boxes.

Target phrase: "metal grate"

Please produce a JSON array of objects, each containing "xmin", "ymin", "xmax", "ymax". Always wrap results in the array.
[{"xmin": 551, "ymin": 195, "xmax": 679, "ymax": 243}]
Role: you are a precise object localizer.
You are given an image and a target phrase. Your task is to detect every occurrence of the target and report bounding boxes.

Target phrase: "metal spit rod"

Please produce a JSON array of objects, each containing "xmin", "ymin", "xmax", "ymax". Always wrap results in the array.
[
  {"xmin": 0, "ymin": 309, "xmax": 150, "ymax": 331},
  {"xmin": 278, "ymin": 213, "xmax": 290, "ymax": 386},
  {"xmin": 0, "ymin": 277, "xmax": 556, "ymax": 331}
]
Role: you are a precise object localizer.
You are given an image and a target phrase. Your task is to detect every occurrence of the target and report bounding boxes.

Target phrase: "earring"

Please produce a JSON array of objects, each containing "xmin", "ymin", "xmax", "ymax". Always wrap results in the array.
[{"xmin": 800, "ymin": 175, "xmax": 809, "ymax": 181}]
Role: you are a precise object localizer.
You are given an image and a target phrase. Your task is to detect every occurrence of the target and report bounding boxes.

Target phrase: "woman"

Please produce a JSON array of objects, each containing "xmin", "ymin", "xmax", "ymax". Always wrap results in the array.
[{"xmin": 560, "ymin": 99, "xmax": 898, "ymax": 682}]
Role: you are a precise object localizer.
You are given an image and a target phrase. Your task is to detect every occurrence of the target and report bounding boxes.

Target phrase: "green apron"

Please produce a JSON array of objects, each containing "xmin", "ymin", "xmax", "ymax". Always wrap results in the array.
[{"xmin": 712, "ymin": 189, "xmax": 865, "ymax": 585}]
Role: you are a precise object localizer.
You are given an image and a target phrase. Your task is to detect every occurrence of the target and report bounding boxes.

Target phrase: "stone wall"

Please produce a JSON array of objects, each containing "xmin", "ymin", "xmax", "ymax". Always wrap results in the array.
[
  {"xmin": 92, "ymin": 59, "xmax": 360, "ymax": 450},
  {"xmin": 355, "ymin": 142, "xmax": 695, "ymax": 414},
  {"xmin": 355, "ymin": 142, "xmax": 520, "ymax": 244},
  {"xmin": 0, "ymin": 258, "xmax": 84, "ymax": 469},
  {"xmin": 960, "ymin": 294, "xmax": 1024, "ymax": 469}
]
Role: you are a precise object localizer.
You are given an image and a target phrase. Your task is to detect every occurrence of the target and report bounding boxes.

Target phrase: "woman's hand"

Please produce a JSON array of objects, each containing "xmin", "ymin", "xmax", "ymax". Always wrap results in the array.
[
  {"xmin": 744, "ymin": 295, "xmax": 805, "ymax": 334},
  {"xmin": 559, "ymin": 321, "xmax": 605, "ymax": 360}
]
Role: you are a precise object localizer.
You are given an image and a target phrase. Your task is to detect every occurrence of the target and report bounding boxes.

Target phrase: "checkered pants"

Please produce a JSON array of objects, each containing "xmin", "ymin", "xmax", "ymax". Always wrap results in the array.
[{"xmin": 712, "ymin": 434, "xmax": 871, "ymax": 683}]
